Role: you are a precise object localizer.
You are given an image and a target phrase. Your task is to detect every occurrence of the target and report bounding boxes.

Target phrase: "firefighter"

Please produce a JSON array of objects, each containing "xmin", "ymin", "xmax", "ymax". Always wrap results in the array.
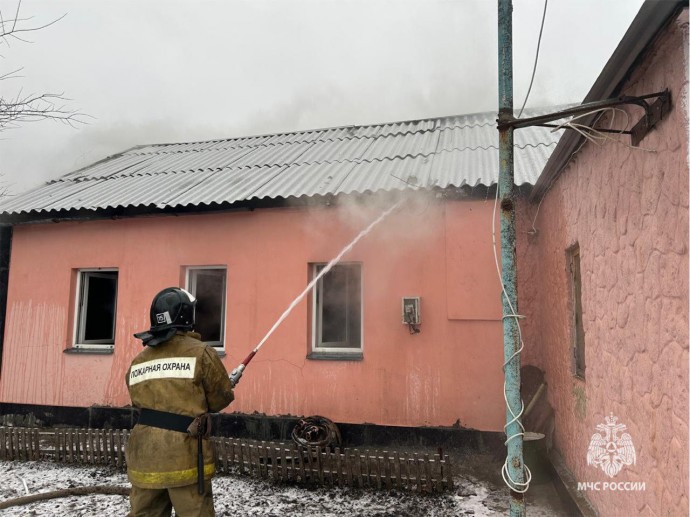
[{"xmin": 125, "ymin": 287, "xmax": 235, "ymax": 517}]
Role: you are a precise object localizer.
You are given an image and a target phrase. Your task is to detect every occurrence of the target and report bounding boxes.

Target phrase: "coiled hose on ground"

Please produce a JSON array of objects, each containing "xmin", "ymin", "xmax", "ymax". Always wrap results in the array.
[{"xmin": 291, "ymin": 416, "xmax": 342, "ymax": 449}]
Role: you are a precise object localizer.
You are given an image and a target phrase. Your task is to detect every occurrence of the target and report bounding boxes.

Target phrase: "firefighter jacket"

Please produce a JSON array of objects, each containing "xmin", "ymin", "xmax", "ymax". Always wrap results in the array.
[{"xmin": 125, "ymin": 331, "xmax": 234, "ymax": 489}]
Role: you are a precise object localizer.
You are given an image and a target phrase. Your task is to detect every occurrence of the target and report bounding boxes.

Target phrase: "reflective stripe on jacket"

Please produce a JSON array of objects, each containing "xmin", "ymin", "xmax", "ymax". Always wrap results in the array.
[{"xmin": 125, "ymin": 331, "xmax": 234, "ymax": 489}]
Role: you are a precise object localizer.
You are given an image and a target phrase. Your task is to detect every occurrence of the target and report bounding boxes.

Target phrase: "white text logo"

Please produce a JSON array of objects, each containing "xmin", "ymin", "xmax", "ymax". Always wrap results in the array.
[
  {"xmin": 586, "ymin": 414, "xmax": 636, "ymax": 478},
  {"xmin": 577, "ymin": 481, "xmax": 646, "ymax": 491}
]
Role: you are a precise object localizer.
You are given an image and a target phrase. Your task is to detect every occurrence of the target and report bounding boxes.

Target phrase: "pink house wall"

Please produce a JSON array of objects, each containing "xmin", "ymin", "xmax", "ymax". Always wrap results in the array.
[
  {"xmin": 518, "ymin": 10, "xmax": 688, "ymax": 516},
  {"xmin": 0, "ymin": 197, "xmax": 508, "ymax": 432}
]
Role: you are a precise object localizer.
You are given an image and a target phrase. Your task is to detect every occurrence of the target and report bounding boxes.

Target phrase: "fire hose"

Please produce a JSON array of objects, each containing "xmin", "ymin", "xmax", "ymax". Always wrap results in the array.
[
  {"xmin": 291, "ymin": 416, "xmax": 342, "ymax": 449},
  {"xmin": 0, "ymin": 486, "xmax": 130, "ymax": 510}
]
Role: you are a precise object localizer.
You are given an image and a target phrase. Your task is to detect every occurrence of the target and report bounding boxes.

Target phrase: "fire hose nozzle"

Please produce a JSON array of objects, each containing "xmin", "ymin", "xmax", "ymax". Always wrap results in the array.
[{"xmin": 229, "ymin": 363, "xmax": 245, "ymax": 387}]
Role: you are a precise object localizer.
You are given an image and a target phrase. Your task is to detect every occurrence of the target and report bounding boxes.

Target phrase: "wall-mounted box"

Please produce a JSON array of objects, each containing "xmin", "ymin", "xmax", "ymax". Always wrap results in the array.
[{"xmin": 402, "ymin": 297, "xmax": 421, "ymax": 325}]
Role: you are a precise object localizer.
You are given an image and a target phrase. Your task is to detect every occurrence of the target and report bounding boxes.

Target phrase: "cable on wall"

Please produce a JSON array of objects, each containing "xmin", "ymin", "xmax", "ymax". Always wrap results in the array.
[{"xmin": 529, "ymin": 106, "xmax": 657, "ymax": 234}]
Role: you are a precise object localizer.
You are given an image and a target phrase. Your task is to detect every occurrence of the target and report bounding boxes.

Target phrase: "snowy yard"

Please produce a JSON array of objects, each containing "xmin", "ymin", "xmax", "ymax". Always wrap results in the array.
[{"xmin": 0, "ymin": 458, "xmax": 570, "ymax": 516}]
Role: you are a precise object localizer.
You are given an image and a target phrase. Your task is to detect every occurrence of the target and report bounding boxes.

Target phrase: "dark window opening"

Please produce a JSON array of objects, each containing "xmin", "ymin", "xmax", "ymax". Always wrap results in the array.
[
  {"xmin": 188, "ymin": 268, "xmax": 226, "ymax": 348},
  {"xmin": 76, "ymin": 271, "xmax": 118, "ymax": 346},
  {"xmin": 314, "ymin": 263, "xmax": 362, "ymax": 351}
]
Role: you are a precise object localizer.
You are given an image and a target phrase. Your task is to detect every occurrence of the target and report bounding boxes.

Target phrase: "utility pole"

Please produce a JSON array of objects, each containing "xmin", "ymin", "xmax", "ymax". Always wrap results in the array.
[
  {"xmin": 494, "ymin": 3, "xmax": 671, "ymax": 515},
  {"xmin": 497, "ymin": 1, "xmax": 526, "ymax": 516}
]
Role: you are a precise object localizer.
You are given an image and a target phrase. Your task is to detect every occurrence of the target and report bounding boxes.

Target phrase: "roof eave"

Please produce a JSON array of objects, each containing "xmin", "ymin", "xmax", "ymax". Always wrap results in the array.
[{"xmin": 0, "ymin": 184, "xmax": 532, "ymax": 226}]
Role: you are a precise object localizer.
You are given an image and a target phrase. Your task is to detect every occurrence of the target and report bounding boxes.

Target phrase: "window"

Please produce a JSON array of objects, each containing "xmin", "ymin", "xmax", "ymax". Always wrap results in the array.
[
  {"xmin": 75, "ymin": 270, "xmax": 118, "ymax": 348},
  {"xmin": 312, "ymin": 263, "xmax": 362, "ymax": 354},
  {"xmin": 187, "ymin": 268, "xmax": 226, "ymax": 348},
  {"xmin": 569, "ymin": 245, "xmax": 585, "ymax": 378}
]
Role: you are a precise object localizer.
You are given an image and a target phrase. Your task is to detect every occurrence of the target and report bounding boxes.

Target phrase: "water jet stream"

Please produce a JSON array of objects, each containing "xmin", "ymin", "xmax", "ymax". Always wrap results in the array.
[{"xmin": 230, "ymin": 199, "xmax": 404, "ymax": 380}]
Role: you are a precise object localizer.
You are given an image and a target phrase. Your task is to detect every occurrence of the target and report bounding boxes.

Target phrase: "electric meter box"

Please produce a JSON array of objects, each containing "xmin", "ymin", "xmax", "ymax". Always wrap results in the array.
[{"xmin": 402, "ymin": 297, "xmax": 421, "ymax": 325}]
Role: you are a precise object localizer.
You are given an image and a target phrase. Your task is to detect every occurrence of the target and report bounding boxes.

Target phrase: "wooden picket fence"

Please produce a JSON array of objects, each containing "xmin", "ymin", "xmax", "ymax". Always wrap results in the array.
[
  {"xmin": 0, "ymin": 427, "xmax": 453, "ymax": 493},
  {"xmin": 214, "ymin": 437, "xmax": 453, "ymax": 492},
  {"xmin": 0, "ymin": 427, "xmax": 130, "ymax": 467}
]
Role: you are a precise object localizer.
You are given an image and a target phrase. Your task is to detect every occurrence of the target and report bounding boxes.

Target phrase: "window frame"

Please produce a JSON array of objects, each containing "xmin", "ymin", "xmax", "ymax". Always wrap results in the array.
[
  {"xmin": 186, "ymin": 266, "xmax": 227, "ymax": 349},
  {"xmin": 568, "ymin": 244, "xmax": 586, "ymax": 379},
  {"xmin": 73, "ymin": 269, "xmax": 119, "ymax": 350},
  {"xmin": 311, "ymin": 262, "xmax": 363, "ymax": 355}
]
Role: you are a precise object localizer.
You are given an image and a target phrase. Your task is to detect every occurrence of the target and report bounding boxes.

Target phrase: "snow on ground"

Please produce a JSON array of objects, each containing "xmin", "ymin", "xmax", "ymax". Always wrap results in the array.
[{"xmin": 0, "ymin": 461, "xmax": 568, "ymax": 516}]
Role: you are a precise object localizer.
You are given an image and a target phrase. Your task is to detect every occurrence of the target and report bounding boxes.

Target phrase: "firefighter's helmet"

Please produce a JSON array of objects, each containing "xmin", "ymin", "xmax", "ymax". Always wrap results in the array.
[
  {"xmin": 149, "ymin": 287, "xmax": 196, "ymax": 331},
  {"xmin": 134, "ymin": 287, "xmax": 196, "ymax": 347}
]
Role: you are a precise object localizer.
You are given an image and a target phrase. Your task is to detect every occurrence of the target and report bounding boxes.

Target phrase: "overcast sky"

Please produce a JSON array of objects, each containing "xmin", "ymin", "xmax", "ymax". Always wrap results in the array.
[{"xmin": 0, "ymin": 0, "xmax": 644, "ymax": 195}]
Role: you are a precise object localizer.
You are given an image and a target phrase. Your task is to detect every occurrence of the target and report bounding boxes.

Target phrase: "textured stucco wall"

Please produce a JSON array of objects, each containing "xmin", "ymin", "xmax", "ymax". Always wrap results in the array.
[
  {"xmin": 518, "ymin": 10, "xmax": 689, "ymax": 516},
  {"xmin": 0, "ymin": 196, "xmax": 507, "ymax": 431}
]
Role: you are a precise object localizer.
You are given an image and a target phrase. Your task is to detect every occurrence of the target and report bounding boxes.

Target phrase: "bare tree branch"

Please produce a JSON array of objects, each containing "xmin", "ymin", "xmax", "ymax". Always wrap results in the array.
[
  {"xmin": 0, "ymin": 1, "xmax": 85, "ymax": 132},
  {"xmin": 0, "ymin": 66, "xmax": 23, "ymax": 81},
  {"xmin": 0, "ymin": 91, "xmax": 88, "ymax": 130},
  {"xmin": 1, "ymin": 12, "xmax": 67, "ymax": 43}
]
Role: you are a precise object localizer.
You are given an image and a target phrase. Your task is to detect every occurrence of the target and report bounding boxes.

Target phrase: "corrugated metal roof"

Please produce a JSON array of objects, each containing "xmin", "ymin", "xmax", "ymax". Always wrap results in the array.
[{"xmin": 0, "ymin": 109, "xmax": 564, "ymax": 217}]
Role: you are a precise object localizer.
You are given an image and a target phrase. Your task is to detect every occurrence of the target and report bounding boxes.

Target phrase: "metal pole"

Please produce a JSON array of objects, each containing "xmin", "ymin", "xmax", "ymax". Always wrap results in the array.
[{"xmin": 498, "ymin": 1, "xmax": 526, "ymax": 516}]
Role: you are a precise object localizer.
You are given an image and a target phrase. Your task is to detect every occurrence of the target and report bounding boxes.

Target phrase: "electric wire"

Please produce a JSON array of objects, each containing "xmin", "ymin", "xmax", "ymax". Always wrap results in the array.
[
  {"xmin": 517, "ymin": 0, "xmax": 548, "ymax": 118},
  {"xmin": 491, "ymin": 186, "xmax": 532, "ymax": 494},
  {"xmin": 505, "ymin": 103, "xmax": 661, "ymax": 491},
  {"xmin": 552, "ymin": 107, "xmax": 656, "ymax": 152},
  {"xmin": 530, "ymin": 106, "xmax": 656, "ymax": 233}
]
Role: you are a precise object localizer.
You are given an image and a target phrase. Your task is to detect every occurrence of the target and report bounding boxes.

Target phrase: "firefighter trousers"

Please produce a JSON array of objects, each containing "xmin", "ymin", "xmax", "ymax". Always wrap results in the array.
[{"xmin": 128, "ymin": 482, "xmax": 215, "ymax": 517}]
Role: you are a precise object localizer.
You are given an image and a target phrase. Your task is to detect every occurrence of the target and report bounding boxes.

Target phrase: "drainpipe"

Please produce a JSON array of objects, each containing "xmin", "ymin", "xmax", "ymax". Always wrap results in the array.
[{"xmin": 498, "ymin": 1, "xmax": 526, "ymax": 516}]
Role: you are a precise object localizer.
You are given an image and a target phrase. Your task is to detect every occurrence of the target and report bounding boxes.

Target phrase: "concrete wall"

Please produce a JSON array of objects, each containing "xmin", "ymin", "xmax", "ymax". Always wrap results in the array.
[
  {"xmin": 519, "ymin": 10, "xmax": 689, "ymax": 516},
  {"xmin": 0, "ymin": 196, "xmax": 508, "ymax": 432}
]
